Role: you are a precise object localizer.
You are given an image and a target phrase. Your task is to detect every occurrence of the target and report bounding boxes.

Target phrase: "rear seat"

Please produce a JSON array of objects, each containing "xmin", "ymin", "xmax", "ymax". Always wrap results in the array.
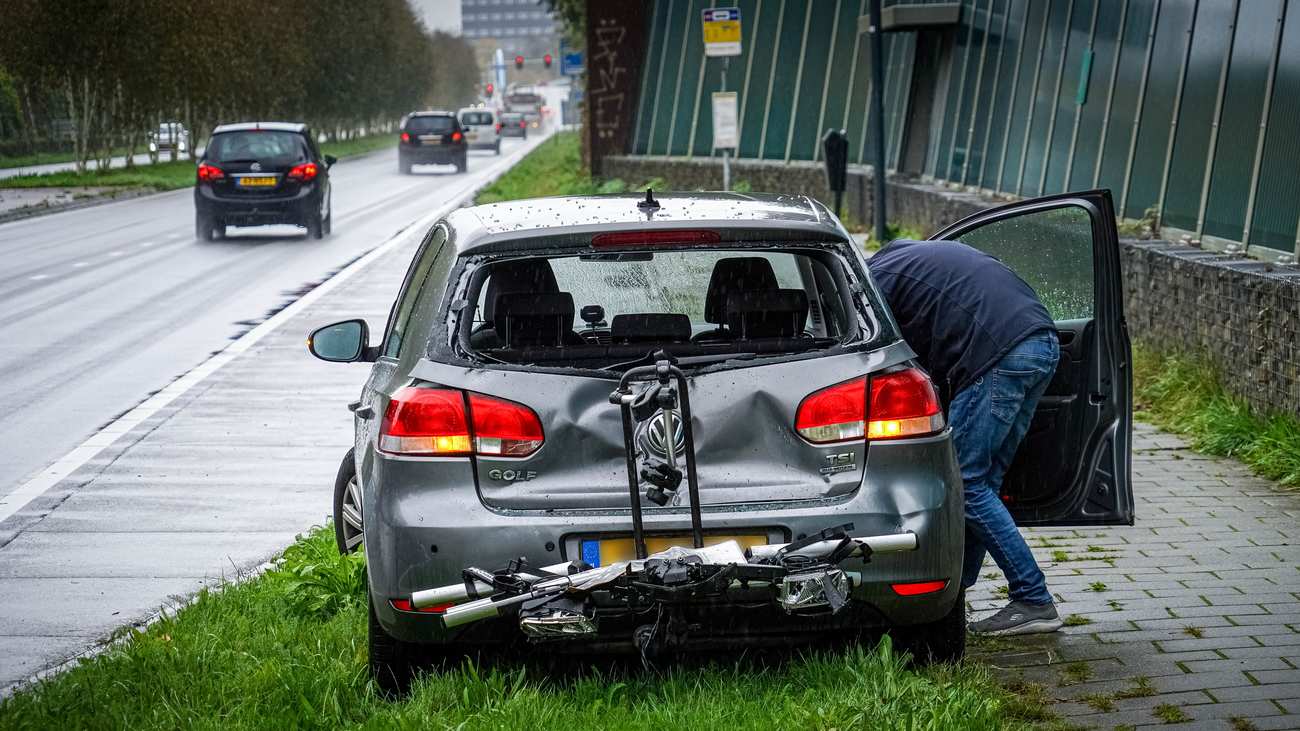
[
  {"xmin": 493, "ymin": 292, "xmax": 584, "ymax": 347},
  {"xmin": 724, "ymin": 289, "xmax": 809, "ymax": 339}
]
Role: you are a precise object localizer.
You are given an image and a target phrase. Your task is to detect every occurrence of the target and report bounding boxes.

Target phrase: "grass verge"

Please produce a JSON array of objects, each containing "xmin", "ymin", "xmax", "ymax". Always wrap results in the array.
[
  {"xmin": 0, "ymin": 527, "xmax": 1042, "ymax": 730},
  {"xmin": 0, "ymin": 135, "xmax": 396, "ymax": 193},
  {"xmin": 475, "ymin": 130, "xmax": 626, "ymax": 203},
  {"xmin": 1133, "ymin": 345, "xmax": 1300, "ymax": 489}
]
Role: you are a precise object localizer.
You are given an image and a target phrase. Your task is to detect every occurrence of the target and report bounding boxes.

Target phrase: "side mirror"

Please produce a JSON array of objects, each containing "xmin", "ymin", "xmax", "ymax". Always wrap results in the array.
[
  {"xmin": 324, "ymin": 154, "xmax": 338, "ymax": 168},
  {"xmin": 308, "ymin": 319, "xmax": 375, "ymax": 362}
]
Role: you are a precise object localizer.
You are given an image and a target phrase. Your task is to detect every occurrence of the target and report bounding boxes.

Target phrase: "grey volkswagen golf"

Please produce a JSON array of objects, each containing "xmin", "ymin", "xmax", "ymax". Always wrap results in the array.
[{"xmin": 308, "ymin": 190, "xmax": 1132, "ymax": 693}]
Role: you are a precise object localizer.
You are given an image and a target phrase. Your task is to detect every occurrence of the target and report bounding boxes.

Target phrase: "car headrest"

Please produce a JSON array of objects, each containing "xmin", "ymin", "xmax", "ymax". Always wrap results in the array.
[
  {"xmin": 492, "ymin": 292, "xmax": 576, "ymax": 347},
  {"xmin": 483, "ymin": 259, "xmax": 559, "ymax": 320},
  {"xmin": 703, "ymin": 257, "xmax": 779, "ymax": 324},
  {"xmin": 610, "ymin": 313, "xmax": 692, "ymax": 344},
  {"xmin": 724, "ymin": 289, "xmax": 809, "ymax": 339}
]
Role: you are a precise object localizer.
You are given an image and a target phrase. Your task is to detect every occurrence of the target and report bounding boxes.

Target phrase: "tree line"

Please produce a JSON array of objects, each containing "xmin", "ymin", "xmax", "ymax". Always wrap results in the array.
[{"xmin": 0, "ymin": 0, "xmax": 480, "ymax": 170}]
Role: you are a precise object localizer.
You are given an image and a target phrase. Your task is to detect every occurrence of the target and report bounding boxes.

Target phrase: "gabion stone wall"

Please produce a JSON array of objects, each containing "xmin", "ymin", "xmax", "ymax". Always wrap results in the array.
[
  {"xmin": 1121, "ymin": 243, "xmax": 1300, "ymax": 418},
  {"xmin": 600, "ymin": 155, "xmax": 1300, "ymax": 417}
]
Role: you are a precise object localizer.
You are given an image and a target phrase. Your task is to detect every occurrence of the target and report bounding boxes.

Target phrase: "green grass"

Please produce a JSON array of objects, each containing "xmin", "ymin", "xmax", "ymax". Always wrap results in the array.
[
  {"xmin": 1134, "ymin": 345, "xmax": 1300, "ymax": 490},
  {"xmin": 1062, "ymin": 615, "xmax": 1092, "ymax": 627},
  {"xmin": 0, "ymin": 527, "xmax": 1043, "ymax": 730},
  {"xmin": 0, "ymin": 134, "xmax": 395, "ymax": 193},
  {"xmin": 1152, "ymin": 703, "xmax": 1190, "ymax": 724}
]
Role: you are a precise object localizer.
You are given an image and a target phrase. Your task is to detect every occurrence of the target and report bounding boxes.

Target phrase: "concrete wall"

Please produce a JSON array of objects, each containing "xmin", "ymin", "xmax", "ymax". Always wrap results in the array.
[{"xmin": 601, "ymin": 154, "xmax": 1300, "ymax": 417}]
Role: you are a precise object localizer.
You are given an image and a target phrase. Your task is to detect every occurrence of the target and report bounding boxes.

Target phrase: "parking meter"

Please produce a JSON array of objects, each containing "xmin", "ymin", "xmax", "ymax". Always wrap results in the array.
[{"xmin": 822, "ymin": 129, "xmax": 849, "ymax": 217}]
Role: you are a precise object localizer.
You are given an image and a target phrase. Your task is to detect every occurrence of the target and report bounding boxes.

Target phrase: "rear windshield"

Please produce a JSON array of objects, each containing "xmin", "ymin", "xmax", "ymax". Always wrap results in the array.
[
  {"xmin": 406, "ymin": 116, "xmax": 456, "ymax": 134},
  {"xmin": 206, "ymin": 131, "xmax": 306, "ymax": 163},
  {"xmin": 462, "ymin": 249, "xmax": 857, "ymax": 368},
  {"xmin": 461, "ymin": 111, "xmax": 494, "ymax": 126}
]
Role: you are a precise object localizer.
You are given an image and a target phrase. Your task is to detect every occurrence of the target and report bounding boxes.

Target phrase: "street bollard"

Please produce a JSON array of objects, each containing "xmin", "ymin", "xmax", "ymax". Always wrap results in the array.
[{"xmin": 822, "ymin": 129, "xmax": 849, "ymax": 218}]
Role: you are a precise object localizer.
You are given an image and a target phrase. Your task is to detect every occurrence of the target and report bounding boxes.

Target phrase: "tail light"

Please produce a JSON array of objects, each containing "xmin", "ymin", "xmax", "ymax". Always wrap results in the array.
[
  {"xmin": 400, "ymin": 132, "xmax": 410, "ymax": 143},
  {"xmin": 891, "ymin": 580, "xmax": 948, "ymax": 596},
  {"xmin": 287, "ymin": 162, "xmax": 318, "ymax": 182},
  {"xmin": 451, "ymin": 131, "xmax": 463, "ymax": 142},
  {"xmin": 520, "ymin": 121, "xmax": 526, "ymax": 129},
  {"xmin": 379, "ymin": 387, "xmax": 544, "ymax": 457},
  {"xmin": 495, "ymin": 123, "xmax": 502, "ymax": 132},
  {"xmin": 196, "ymin": 163, "xmax": 224, "ymax": 182},
  {"xmin": 390, "ymin": 598, "xmax": 453, "ymax": 614},
  {"xmin": 794, "ymin": 368, "xmax": 944, "ymax": 444}
]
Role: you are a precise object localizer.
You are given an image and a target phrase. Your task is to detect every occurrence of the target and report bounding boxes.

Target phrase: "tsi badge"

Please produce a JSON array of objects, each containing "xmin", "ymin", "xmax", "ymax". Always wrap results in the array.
[
  {"xmin": 820, "ymin": 452, "xmax": 855, "ymax": 476},
  {"xmin": 488, "ymin": 468, "xmax": 537, "ymax": 482}
]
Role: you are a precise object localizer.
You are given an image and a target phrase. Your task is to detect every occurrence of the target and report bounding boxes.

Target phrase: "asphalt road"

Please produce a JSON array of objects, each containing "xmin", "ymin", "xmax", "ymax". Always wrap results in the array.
[{"xmin": 0, "ymin": 136, "xmax": 540, "ymax": 497}]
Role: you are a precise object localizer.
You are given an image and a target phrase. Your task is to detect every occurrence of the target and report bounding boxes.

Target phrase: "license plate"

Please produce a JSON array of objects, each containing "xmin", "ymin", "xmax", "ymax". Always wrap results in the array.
[
  {"xmin": 580, "ymin": 533, "xmax": 769, "ymax": 567},
  {"xmin": 237, "ymin": 176, "xmax": 276, "ymax": 187},
  {"xmin": 418, "ymin": 135, "xmax": 441, "ymax": 144}
]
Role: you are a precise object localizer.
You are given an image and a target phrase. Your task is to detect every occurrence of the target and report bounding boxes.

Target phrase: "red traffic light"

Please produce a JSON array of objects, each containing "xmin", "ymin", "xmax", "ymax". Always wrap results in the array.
[
  {"xmin": 543, "ymin": 53, "xmax": 553, "ymax": 68},
  {"xmin": 514, "ymin": 55, "xmax": 524, "ymax": 69},
  {"xmin": 485, "ymin": 83, "xmax": 494, "ymax": 96}
]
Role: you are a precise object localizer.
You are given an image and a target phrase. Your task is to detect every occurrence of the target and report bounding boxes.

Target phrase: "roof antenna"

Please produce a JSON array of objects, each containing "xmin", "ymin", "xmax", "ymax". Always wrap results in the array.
[{"xmin": 638, "ymin": 188, "xmax": 660, "ymax": 211}]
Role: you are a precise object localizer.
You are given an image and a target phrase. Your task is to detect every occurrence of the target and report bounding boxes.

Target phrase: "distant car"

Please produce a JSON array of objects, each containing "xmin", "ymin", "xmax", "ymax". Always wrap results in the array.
[
  {"xmin": 398, "ymin": 112, "xmax": 467, "ymax": 174},
  {"xmin": 149, "ymin": 122, "xmax": 189, "ymax": 159},
  {"xmin": 457, "ymin": 108, "xmax": 501, "ymax": 155},
  {"xmin": 307, "ymin": 190, "xmax": 1134, "ymax": 694},
  {"xmin": 192, "ymin": 122, "xmax": 335, "ymax": 241},
  {"xmin": 523, "ymin": 111, "xmax": 541, "ymax": 129},
  {"xmin": 499, "ymin": 113, "xmax": 527, "ymax": 139}
]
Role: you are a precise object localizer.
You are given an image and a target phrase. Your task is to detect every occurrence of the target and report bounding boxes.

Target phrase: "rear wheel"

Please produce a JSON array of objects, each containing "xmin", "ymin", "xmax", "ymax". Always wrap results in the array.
[
  {"xmin": 890, "ymin": 589, "xmax": 966, "ymax": 665},
  {"xmin": 494, "ymin": 140, "xmax": 501, "ymax": 155},
  {"xmin": 322, "ymin": 193, "xmax": 332, "ymax": 236},
  {"xmin": 333, "ymin": 449, "xmax": 362, "ymax": 554},
  {"xmin": 195, "ymin": 211, "xmax": 217, "ymax": 241},
  {"xmin": 456, "ymin": 154, "xmax": 467, "ymax": 173},
  {"xmin": 369, "ymin": 592, "xmax": 421, "ymax": 698},
  {"xmin": 399, "ymin": 156, "xmax": 412, "ymax": 175},
  {"xmin": 306, "ymin": 211, "xmax": 324, "ymax": 239}
]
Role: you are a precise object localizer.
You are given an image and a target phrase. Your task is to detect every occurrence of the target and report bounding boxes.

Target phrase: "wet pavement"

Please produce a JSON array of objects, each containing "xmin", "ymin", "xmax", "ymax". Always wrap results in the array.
[{"xmin": 970, "ymin": 423, "xmax": 1300, "ymax": 730}]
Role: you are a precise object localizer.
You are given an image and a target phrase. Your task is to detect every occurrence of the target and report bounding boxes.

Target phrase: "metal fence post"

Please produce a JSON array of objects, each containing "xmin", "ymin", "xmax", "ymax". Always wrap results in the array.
[
  {"xmin": 960, "ymin": 0, "xmax": 996, "ymax": 187},
  {"xmin": 869, "ymin": 0, "xmax": 888, "ymax": 241},
  {"xmin": 1036, "ymin": 0, "xmax": 1075, "ymax": 196},
  {"xmin": 1119, "ymin": 0, "xmax": 1161, "ymax": 218},
  {"xmin": 1062, "ymin": 0, "xmax": 1100, "ymax": 190},
  {"xmin": 993, "ymin": 2, "xmax": 1031, "ymax": 195},
  {"xmin": 1240, "ymin": 0, "xmax": 1286, "ymax": 254},
  {"xmin": 1014, "ymin": 2, "xmax": 1052, "ymax": 195},
  {"xmin": 1194, "ymin": 0, "xmax": 1239, "ymax": 241},
  {"xmin": 1092, "ymin": 0, "xmax": 1130, "ymax": 188},
  {"xmin": 1155, "ymin": 0, "xmax": 1199, "ymax": 229},
  {"xmin": 977, "ymin": 0, "xmax": 1014, "ymax": 191}
]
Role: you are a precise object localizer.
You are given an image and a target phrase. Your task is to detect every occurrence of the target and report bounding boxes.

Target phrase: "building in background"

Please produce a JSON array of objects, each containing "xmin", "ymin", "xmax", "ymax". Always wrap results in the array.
[
  {"xmin": 614, "ymin": 0, "xmax": 1300, "ymax": 261},
  {"xmin": 461, "ymin": 0, "xmax": 562, "ymax": 88}
]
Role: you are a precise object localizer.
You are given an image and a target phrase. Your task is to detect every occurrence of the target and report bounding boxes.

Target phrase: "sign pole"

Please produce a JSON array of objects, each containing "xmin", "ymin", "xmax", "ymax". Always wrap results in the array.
[
  {"xmin": 722, "ymin": 57, "xmax": 730, "ymax": 192},
  {"xmin": 868, "ymin": 0, "xmax": 888, "ymax": 242}
]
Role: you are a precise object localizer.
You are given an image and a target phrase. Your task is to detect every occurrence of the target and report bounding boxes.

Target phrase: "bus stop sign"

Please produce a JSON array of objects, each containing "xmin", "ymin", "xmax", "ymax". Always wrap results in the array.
[{"xmin": 702, "ymin": 8, "xmax": 742, "ymax": 57}]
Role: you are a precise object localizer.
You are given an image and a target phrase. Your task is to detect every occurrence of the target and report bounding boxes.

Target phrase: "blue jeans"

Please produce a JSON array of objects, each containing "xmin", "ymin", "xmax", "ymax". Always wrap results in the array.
[{"xmin": 950, "ymin": 329, "xmax": 1059, "ymax": 606}]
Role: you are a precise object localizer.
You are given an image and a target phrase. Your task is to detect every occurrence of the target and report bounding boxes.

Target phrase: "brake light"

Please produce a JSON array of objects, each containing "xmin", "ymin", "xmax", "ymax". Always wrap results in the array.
[
  {"xmin": 401, "ymin": 132, "xmax": 410, "ymax": 143},
  {"xmin": 467, "ymin": 393, "xmax": 545, "ymax": 456},
  {"xmin": 495, "ymin": 123, "xmax": 502, "ymax": 132},
  {"xmin": 287, "ymin": 162, "xmax": 318, "ymax": 182},
  {"xmin": 451, "ymin": 131, "xmax": 463, "ymax": 142},
  {"xmin": 591, "ymin": 230, "xmax": 722, "ymax": 248},
  {"xmin": 794, "ymin": 368, "xmax": 943, "ymax": 444},
  {"xmin": 379, "ymin": 387, "xmax": 544, "ymax": 457},
  {"xmin": 196, "ymin": 163, "xmax": 224, "ymax": 182},
  {"xmin": 891, "ymin": 580, "xmax": 948, "ymax": 596},
  {"xmin": 867, "ymin": 369, "xmax": 944, "ymax": 440},
  {"xmin": 520, "ymin": 121, "xmax": 526, "ymax": 128}
]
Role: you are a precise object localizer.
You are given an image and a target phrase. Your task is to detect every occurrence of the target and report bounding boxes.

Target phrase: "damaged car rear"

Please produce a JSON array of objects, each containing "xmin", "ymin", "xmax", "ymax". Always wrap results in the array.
[{"xmin": 308, "ymin": 189, "xmax": 1132, "ymax": 694}]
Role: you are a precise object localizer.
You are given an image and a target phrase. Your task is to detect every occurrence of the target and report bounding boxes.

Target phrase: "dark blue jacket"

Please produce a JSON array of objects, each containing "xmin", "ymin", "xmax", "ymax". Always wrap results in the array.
[{"xmin": 867, "ymin": 240, "xmax": 1054, "ymax": 399}]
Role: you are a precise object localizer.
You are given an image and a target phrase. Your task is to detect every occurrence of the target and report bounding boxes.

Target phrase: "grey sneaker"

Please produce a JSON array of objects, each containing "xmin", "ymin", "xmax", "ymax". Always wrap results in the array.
[{"xmin": 968, "ymin": 600, "xmax": 1063, "ymax": 636}]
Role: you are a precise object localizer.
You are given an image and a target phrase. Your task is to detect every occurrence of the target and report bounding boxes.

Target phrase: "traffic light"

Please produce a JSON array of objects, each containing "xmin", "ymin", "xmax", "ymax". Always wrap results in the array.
[
  {"xmin": 514, "ymin": 55, "xmax": 524, "ymax": 70},
  {"xmin": 485, "ymin": 83, "xmax": 494, "ymax": 97},
  {"xmin": 543, "ymin": 53, "xmax": 553, "ymax": 68}
]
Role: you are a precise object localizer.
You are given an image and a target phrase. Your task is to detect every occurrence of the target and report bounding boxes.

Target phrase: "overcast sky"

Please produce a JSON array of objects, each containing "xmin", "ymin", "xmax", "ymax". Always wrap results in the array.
[{"xmin": 411, "ymin": 0, "xmax": 462, "ymax": 34}]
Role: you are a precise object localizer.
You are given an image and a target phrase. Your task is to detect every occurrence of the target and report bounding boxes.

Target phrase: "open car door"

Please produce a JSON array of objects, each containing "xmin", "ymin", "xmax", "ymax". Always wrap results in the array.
[{"xmin": 929, "ymin": 189, "xmax": 1133, "ymax": 526}]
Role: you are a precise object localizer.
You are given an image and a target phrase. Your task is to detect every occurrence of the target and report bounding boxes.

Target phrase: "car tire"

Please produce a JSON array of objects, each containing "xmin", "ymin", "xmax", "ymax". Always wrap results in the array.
[
  {"xmin": 399, "ymin": 156, "xmax": 412, "ymax": 175},
  {"xmin": 456, "ymin": 155, "xmax": 467, "ymax": 173},
  {"xmin": 369, "ymin": 591, "xmax": 421, "ymax": 698},
  {"xmin": 195, "ymin": 212, "xmax": 216, "ymax": 242},
  {"xmin": 306, "ymin": 211, "xmax": 324, "ymax": 240},
  {"xmin": 333, "ymin": 448, "xmax": 362, "ymax": 554},
  {"xmin": 322, "ymin": 193, "xmax": 332, "ymax": 236},
  {"xmin": 494, "ymin": 140, "xmax": 501, "ymax": 155},
  {"xmin": 890, "ymin": 589, "xmax": 966, "ymax": 665}
]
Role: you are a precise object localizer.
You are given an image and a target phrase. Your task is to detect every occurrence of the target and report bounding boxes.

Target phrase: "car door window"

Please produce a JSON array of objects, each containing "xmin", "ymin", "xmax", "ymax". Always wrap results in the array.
[
  {"xmin": 952, "ymin": 205, "xmax": 1094, "ymax": 321},
  {"xmin": 383, "ymin": 226, "xmax": 449, "ymax": 358}
]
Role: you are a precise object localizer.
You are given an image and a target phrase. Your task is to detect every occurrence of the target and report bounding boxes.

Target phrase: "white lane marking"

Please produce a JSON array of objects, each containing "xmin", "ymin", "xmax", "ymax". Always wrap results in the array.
[
  {"xmin": 108, "ymin": 250, "xmax": 123, "ymax": 257},
  {"xmin": 164, "ymin": 232, "xmax": 182, "ymax": 240},
  {"xmin": 29, "ymin": 274, "xmax": 49, "ymax": 281},
  {"xmin": 0, "ymin": 134, "xmax": 547, "ymax": 526},
  {"xmin": 72, "ymin": 261, "xmax": 88, "ymax": 268},
  {"xmin": 139, "ymin": 241, "xmax": 154, "ymax": 248}
]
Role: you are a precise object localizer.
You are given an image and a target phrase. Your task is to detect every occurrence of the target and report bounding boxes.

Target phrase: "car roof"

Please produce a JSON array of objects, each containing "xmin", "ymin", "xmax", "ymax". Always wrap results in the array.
[
  {"xmin": 444, "ymin": 192, "xmax": 847, "ymax": 255},
  {"xmin": 457, "ymin": 107, "xmax": 494, "ymax": 115},
  {"xmin": 407, "ymin": 111, "xmax": 456, "ymax": 118},
  {"xmin": 211, "ymin": 122, "xmax": 307, "ymax": 134}
]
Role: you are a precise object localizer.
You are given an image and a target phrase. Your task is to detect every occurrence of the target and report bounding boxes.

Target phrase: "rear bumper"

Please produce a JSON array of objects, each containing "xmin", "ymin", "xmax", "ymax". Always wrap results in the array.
[
  {"xmin": 363, "ymin": 430, "xmax": 965, "ymax": 646},
  {"xmin": 194, "ymin": 184, "xmax": 317, "ymax": 225},
  {"xmin": 400, "ymin": 146, "xmax": 466, "ymax": 164}
]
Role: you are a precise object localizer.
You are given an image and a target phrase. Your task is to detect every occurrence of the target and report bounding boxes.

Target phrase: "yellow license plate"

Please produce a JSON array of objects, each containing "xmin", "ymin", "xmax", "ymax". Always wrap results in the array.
[
  {"xmin": 418, "ymin": 135, "xmax": 441, "ymax": 144},
  {"xmin": 582, "ymin": 533, "xmax": 769, "ymax": 567},
  {"xmin": 238, "ymin": 176, "xmax": 276, "ymax": 187}
]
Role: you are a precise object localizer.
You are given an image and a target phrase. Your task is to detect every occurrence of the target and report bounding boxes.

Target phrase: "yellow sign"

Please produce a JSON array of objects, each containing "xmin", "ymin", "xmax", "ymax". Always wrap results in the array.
[{"xmin": 702, "ymin": 7, "xmax": 742, "ymax": 57}]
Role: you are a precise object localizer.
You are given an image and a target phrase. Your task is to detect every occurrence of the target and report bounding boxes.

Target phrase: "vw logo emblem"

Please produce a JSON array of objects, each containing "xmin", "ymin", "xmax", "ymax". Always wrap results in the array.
[
  {"xmin": 250, "ymin": 162, "xmax": 262, "ymax": 171},
  {"xmin": 638, "ymin": 411, "xmax": 685, "ymax": 460}
]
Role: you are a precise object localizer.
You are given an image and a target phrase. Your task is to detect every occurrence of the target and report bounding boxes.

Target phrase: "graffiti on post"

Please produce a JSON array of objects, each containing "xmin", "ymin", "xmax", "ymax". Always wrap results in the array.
[{"xmin": 585, "ymin": 2, "xmax": 647, "ymax": 175}]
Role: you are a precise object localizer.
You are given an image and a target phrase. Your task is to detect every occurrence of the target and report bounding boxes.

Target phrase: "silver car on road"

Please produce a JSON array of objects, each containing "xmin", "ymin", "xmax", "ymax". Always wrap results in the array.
[{"xmin": 309, "ymin": 190, "xmax": 1133, "ymax": 693}]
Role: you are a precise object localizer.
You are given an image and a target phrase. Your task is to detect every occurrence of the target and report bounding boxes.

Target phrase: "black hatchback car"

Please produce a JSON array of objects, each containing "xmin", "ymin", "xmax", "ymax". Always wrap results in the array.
[
  {"xmin": 194, "ymin": 122, "xmax": 335, "ymax": 241},
  {"xmin": 398, "ymin": 112, "xmax": 467, "ymax": 174}
]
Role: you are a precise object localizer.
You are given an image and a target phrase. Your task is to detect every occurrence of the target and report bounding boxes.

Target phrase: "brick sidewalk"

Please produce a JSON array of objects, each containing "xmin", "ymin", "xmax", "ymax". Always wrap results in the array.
[{"xmin": 970, "ymin": 422, "xmax": 1300, "ymax": 730}]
